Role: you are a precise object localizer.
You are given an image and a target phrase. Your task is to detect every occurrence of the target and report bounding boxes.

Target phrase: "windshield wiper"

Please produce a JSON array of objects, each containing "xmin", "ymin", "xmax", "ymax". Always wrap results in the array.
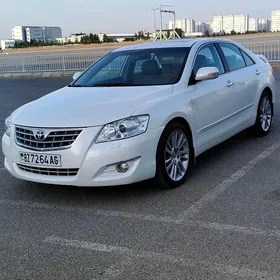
[{"xmin": 92, "ymin": 82, "xmax": 135, "ymax": 87}]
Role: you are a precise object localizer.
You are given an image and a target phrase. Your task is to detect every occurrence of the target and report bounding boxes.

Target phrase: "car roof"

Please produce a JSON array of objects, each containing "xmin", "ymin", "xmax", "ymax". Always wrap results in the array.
[{"xmin": 112, "ymin": 38, "xmax": 240, "ymax": 52}]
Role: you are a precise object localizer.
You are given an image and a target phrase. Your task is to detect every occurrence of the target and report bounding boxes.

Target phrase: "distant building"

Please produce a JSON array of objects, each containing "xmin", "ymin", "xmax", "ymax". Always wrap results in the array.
[
  {"xmin": 233, "ymin": 14, "xmax": 249, "ymax": 33},
  {"xmin": 212, "ymin": 15, "xmax": 223, "ymax": 34},
  {"xmin": 186, "ymin": 19, "xmax": 195, "ymax": 33},
  {"xmin": 184, "ymin": 32, "xmax": 204, "ymax": 38},
  {"xmin": 12, "ymin": 26, "xmax": 62, "ymax": 43},
  {"xmin": 222, "ymin": 15, "xmax": 235, "ymax": 34},
  {"xmin": 268, "ymin": 19, "xmax": 272, "ymax": 32},
  {"xmin": 212, "ymin": 14, "xmax": 249, "ymax": 34},
  {"xmin": 249, "ymin": 18, "xmax": 269, "ymax": 32},
  {"xmin": 271, "ymin": 10, "xmax": 280, "ymax": 32},
  {"xmin": 98, "ymin": 33, "xmax": 135, "ymax": 42},
  {"xmin": 168, "ymin": 19, "xmax": 195, "ymax": 33},
  {"xmin": 195, "ymin": 22, "xmax": 208, "ymax": 33},
  {"xmin": 0, "ymin": 39, "xmax": 16, "ymax": 50},
  {"xmin": 56, "ymin": 34, "xmax": 84, "ymax": 44},
  {"xmin": 168, "ymin": 19, "xmax": 186, "ymax": 31}
]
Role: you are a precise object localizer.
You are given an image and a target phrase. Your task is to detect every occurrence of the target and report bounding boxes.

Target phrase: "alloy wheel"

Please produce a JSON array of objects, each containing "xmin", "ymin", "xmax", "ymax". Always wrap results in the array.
[{"xmin": 164, "ymin": 130, "xmax": 189, "ymax": 182}]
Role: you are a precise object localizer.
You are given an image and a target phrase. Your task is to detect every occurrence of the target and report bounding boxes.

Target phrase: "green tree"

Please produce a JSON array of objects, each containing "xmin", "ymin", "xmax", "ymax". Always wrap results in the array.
[
  {"xmin": 89, "ymin": 33, "xmax": 94, "ymax": 43},
  {"xmin": 175, "ymin": 28, "xmax": 183, "ymax": 38},
  {"xmin": 93, "ymin": 34, "xmax": 100, "ymax": 43},
  {"xmin": 103, "ymin": 34, "xmax": 110, "ymax": 43},
  {"xmin": 204, "ymin": 30, "xmax": 210, "ymax": 37}
]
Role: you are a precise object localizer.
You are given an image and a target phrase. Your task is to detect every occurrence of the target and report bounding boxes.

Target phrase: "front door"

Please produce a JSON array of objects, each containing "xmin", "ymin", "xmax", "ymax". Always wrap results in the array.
[{"xmin": 188, "ymin": 43, "xmax": 237, "ymax": 150}]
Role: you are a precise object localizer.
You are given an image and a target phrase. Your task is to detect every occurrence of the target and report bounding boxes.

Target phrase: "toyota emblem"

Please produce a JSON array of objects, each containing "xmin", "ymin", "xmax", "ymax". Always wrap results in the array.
[{"xmin": 34, "ymin": 130, "xmax": 45, "ymax": 141}]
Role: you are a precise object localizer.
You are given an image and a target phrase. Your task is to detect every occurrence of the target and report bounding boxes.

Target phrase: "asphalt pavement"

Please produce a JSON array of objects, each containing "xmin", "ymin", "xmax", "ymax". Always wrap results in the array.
[{"xmin": 1, "ymin": 73, "xmax": 280, "ymax": 279}]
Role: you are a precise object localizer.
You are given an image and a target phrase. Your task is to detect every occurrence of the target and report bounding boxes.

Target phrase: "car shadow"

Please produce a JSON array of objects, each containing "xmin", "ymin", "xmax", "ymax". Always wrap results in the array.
[{"xmin": 16, "ymin": 127, "xmax": 271, "ymax": 204}]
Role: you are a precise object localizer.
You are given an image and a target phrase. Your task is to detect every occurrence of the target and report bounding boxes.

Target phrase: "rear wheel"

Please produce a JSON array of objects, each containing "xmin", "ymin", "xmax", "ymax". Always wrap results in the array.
[
  {"xmin": 252, "ymin": 91, "xmax": 273, "ymax": 136},
  {"xmin": 154, "ymin": 122, "xmax": 192, "ymax": 189}
]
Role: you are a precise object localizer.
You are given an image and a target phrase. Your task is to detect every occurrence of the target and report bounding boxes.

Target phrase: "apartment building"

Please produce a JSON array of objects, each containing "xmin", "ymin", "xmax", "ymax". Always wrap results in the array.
[
  {"xmin": 212, "ymin": 14, "xmax": 249, "ymax": 34},
  {"xmin": 271, "ymin": 10, "xmax": 280, "ymax": 32},
  {"xmin": 234, "ymin": 14, "xmax": 249, "ymax": 33},
  {"xmin": 212, "ymin": 15, "xmax": 223, "ymax": 33},
  {"xmin": 249, "ymin": 18, "xmax": 269, "ymax": 32},
  {"xmin": 168, "ymin": 19, "xmax": 195, "ymax": 33}
]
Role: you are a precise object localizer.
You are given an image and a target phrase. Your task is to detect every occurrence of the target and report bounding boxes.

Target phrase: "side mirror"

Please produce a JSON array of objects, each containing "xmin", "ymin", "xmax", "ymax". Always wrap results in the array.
[
  {"xmin": 73, "ymin": 71, "xmax": 82, "ymax": 80},
  {"xmin": 195, "ymin": 67, "xmax": 219, "ymax": 82}
]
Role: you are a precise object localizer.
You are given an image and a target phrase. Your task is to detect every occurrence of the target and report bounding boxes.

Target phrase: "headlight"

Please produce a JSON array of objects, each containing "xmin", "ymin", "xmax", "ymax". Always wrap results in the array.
[
  {"xmin": 4, "ymin": 116, "xmax": 12, "ymax": 137},
  {"xmin": 95, "ymin": 115, "xmax": 150, "ymax": 143}
]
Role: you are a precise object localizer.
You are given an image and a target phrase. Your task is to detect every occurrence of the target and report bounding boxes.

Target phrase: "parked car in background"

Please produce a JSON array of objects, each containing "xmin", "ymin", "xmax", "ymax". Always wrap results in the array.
[{"xmin": 2, "ymin": 38, "xmax": 276, "ymax": 189}]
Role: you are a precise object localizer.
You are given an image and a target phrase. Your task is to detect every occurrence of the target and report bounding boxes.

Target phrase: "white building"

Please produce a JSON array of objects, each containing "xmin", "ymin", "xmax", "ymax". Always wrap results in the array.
[
  {"xmin": 249, "ymin": 18, "xmax": 269, "ymax": 32},
  {"xmin": 212, "ymin": 14, "xmax": 249, "ymax": 34},
  {"xmin": 0, "ymin": 39, "xmax": 15, "ymax": 50},
  {"xmin": 98, "ymin": 33, "xmax": 135, "ymax": 42},
  {"xmin": 195, "ymin": 22, "xmax": 208, "ymax": 33},
  {"xmin": 12, "ymin": 26, "xmax": 62, "ymax": 42},
  {"xmin": 184, "ymin": 32, "xmax": 204, "ymax": 37},
  {"xmin": 168, "ymin": 19, "xmax": 186, "ymax": 31},
  {"xmin": 12, "ymin": 26, "xmax": 25, "ymax": 41},
  {"xmin": 212, "ymin": 15, "xmax": 223, "ymax": 34},
  {"xmin": 168, "ymin": 19, "xmax": 195, "ymax": 33},
  {"xmin": 268, "ymin": 19, "xmax": 272, "ymax": 32},
  {"xmin": 271, "ymin": 10, "xmax": 280, "ymax": 32},
  {"xmin": 249, "ymin": 18, "xmax": 258, "ymax": 31},
  {"xmin": 56, "ymin": 34, "xmax": 84, "ymax": 44},
  {"xmin": 234, "ymin": 14, "xmax": 249, "ymax": 33},
  {"xmin": 223, "ymin": 15, "xmax": 234, "ymax": 34},
  {"xmin": 186, "ymin": 19, "xmax": 195, "ymax": 33}
]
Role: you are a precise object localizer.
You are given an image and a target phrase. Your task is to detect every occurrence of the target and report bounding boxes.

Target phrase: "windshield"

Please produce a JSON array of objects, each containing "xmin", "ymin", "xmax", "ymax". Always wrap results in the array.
[{"xmin": 71, "ymin": 47, "xmax": 191, "ymax": 87}]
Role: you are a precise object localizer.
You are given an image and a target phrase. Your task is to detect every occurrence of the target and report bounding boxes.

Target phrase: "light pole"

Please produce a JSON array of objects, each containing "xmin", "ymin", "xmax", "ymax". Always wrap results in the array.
[{"xmin": 146, "ymin": 7, "xmax": 160, "ymax": 33}]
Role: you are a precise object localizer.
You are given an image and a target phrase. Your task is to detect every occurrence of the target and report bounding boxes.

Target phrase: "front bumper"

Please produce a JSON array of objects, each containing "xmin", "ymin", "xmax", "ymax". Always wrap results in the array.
[{"xmin": 2, "ymin": 125, "xmax": 163, "ymax": 187}]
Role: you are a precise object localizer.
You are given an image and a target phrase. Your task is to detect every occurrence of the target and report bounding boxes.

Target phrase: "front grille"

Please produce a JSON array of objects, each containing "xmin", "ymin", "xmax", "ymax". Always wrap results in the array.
[
  {"xmin": 15, "ymin": 126, "xmax": 83, "ymax": 151},
  {"xmin": 17, "ymin": 164, "xmax": 79, "ymax": 176}
]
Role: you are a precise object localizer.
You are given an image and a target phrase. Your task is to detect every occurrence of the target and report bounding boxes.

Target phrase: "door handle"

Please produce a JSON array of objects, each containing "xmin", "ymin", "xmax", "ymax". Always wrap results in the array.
[
  {"xmin": 256, "ymin": 70, "xmax": 261, "ymax": 75},
  {"xmin": 226, "ymin": 81, "xmax": 234, "ymax": 87}
]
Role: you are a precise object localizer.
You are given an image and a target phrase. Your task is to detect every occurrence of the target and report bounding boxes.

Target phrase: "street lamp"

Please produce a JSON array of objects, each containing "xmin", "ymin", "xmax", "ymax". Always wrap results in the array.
[{"xmin": 146, "ymin": 7, "xmax": 160, "ymax": 32}]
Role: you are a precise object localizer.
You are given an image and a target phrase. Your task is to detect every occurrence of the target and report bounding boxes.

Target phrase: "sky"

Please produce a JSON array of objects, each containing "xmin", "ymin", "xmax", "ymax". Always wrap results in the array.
[{"xmin": 0, "ymin": 0, "xmax": 278, "ymax": 39}]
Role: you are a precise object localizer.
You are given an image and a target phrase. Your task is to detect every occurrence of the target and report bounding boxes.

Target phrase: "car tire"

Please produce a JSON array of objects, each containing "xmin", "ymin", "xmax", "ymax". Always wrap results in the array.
[
  {"xmin": 154, "ymin": 122, "xmax": 192, "ymax": 189},
  {"xmin": 252, "ymin": 91, "xmax": 273, "ymax": 137}
]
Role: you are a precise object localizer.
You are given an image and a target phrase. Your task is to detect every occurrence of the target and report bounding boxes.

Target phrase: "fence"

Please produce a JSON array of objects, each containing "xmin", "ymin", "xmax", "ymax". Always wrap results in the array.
[
  {"xmin": 0, "ymin": 40, "xmax": 280, "ymax": 74},
  {"xmin": 0, "ymin": 52, "xmax": 107, "ymax": 73},
  {"xmin": 243, "ymin": 40, "xmax": 280, "ymax": 62}
]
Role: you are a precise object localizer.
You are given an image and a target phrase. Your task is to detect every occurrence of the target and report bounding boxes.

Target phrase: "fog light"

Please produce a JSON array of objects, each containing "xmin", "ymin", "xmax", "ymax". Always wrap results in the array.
[{"xmin": 116, "ymin": 162, "xmax": 129, "ymax": 173}]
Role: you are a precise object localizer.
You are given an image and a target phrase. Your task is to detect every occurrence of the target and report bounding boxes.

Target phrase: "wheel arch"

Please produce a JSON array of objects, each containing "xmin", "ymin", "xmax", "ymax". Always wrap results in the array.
[{"xmin": 156, "ymin": 116, "xmax": 196, "ymax": 164}]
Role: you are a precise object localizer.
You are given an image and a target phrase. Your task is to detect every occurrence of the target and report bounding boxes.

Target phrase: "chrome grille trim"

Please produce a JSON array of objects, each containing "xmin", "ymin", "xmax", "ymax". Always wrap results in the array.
[
  {"xmin": 17, "ymin": 164, "xmax": 79, "ymax": 176},
  {"xmin": 15, "ymin": 126, "xmax": 83, "ymax": 151}
]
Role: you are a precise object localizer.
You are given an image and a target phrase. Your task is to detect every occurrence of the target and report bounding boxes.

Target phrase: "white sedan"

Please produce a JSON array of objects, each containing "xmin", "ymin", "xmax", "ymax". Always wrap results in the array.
[{"xmin": 2, "ymin": 38, "xmax": 276, "ymax": 189}]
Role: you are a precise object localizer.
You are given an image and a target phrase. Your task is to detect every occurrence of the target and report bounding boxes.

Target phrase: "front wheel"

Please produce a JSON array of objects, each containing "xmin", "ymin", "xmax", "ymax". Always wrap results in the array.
[
  {"xmin": 252, "ymin": 91, "xmax": 273, "ymax": 136},
  {"xmin": 154, "ymin": 122, "xmax": 192, "ymax": 189}
]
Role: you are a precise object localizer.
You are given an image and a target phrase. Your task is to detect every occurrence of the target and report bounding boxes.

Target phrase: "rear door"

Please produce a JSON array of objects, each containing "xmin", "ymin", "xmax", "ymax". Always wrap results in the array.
[{"xmin": 217, "ymin": 43, "xmax": 260, "ymax": 124}]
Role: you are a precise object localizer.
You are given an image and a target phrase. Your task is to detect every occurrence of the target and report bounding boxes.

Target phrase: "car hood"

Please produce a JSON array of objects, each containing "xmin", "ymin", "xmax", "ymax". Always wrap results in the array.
[{"xmin": 11, "ymin": 85, "xmax": 173, "ymax": 127}]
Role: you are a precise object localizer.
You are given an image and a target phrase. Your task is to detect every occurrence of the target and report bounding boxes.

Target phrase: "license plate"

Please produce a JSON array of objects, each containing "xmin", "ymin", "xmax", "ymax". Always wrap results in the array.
[{"xmin": 19, "ymin": 152, "xmax": 61, "ymax": 167}]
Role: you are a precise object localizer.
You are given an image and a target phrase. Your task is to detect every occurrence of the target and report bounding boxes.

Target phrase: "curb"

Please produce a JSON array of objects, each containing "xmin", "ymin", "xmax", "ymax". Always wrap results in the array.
[{"xmin": 0, "ymin": 71, "xmax": 75, "ymax": 79}]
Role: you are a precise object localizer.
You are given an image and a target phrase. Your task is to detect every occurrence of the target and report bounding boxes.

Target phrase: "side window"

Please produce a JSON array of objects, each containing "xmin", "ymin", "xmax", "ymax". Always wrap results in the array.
[
  {"xmin": 220, "ymin": 43, "xmax": 246, "ymax": 71},
  {"xmin": 193, "ymin": 44, "xmax": 225, "ymax": 76},
  {"xmin": 241, "ymin": 51, "xmax": 255, "ymax": 66}
]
